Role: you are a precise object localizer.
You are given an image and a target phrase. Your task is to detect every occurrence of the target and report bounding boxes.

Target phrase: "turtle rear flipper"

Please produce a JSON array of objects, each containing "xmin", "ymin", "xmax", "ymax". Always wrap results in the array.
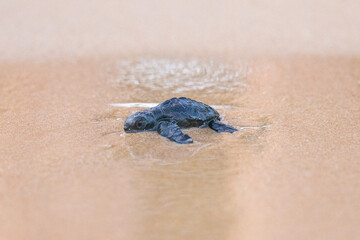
[
  {"xmin": 209, "ymin": 119, "xmax": 237, "ymax": 133},
  {"xmin": 157, "ymin": 121, "xmax": 193, "ymax": 144}
]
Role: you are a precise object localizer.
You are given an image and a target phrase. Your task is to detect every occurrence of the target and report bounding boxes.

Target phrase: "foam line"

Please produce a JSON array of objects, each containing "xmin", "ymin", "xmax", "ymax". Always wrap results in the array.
[{"xmin": 109, "ymin": 103, "xmax": 235, "ymax": 109}]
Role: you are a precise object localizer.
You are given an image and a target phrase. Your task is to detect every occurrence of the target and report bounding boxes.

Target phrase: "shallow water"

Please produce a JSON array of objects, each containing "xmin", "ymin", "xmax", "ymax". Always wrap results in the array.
[{"xmin": 0, "ymin": 56, "xmax": 359, "ymax": 240}]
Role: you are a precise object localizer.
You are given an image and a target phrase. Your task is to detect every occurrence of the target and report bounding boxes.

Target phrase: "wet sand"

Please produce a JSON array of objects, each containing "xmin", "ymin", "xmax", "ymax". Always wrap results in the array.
[
  {"xmin": 0, "ymin": 56, "xmax": 359, "ymax": 240},
  {"xmin": 1, "ymin": 1, "xmax": 360, "ymax": 240}
]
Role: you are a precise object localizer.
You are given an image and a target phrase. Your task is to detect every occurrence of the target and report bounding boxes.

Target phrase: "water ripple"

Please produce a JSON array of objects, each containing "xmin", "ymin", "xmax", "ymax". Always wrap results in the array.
[{"xmin": 113, "ymin": 58, "xmax": 249, "ymax": 94}]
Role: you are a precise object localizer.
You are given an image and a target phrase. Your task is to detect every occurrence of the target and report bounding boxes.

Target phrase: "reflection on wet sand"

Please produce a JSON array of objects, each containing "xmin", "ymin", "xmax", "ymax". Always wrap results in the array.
[{"xmin": 104, "ymin": 116, "xmax": 267, "ymax": 240}]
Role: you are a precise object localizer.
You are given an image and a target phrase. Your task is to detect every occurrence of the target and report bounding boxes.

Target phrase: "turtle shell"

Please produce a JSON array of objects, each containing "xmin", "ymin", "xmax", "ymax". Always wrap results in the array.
[{"xmin": 150, "ymin": 97, "xmax": 220, "ymax": 128}]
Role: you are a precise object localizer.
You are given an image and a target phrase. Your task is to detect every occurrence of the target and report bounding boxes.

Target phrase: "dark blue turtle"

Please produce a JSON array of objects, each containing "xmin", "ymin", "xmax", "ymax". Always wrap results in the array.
[{"xmin": 124, "ymin": 97, "xmax": 237, "ymax": 144}]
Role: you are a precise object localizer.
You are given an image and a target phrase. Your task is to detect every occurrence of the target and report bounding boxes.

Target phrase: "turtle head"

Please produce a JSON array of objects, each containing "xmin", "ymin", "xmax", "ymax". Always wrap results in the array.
[{"xmin": 124, "ymin": 111, "xmax": 155, "ymax": 133}]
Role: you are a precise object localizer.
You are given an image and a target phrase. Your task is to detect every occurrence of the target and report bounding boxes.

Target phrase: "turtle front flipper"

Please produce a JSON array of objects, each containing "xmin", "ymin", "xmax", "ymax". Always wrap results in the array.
[
  {"xmin": 209, "ymin": 119, "xmax": 237, "ymax": 133},
  {"xmin": 157, "ymin": 121, "xmax": 193, "ymax": 144}
]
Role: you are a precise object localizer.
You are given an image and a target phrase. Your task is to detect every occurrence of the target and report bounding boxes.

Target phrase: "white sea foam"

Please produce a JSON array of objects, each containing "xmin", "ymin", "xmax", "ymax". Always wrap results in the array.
[{"xmin": 109, "ymin": 103, "xmax": 235, "ymax": 109}]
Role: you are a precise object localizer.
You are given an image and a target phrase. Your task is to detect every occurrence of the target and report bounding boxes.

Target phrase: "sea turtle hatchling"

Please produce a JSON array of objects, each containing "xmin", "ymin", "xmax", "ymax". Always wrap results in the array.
[{"xmin": 124, "ymin": 97, "xmax": 237, "ymax": 144}]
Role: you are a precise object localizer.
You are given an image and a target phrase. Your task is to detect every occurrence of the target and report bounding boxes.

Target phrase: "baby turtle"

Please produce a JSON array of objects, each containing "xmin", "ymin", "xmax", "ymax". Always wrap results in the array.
[{"xmin": 124, "ymin": 97, "xmax": 237, "ymax": 144}]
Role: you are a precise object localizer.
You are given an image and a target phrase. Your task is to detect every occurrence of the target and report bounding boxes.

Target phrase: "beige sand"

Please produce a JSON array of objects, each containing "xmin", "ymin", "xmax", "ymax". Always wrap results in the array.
[{"xmin": 0, "ymin": 1, "xmax": 360, "ymax": 240}]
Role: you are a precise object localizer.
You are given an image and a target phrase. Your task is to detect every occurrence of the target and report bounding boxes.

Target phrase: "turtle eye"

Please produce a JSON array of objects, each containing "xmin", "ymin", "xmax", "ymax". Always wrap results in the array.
[{"xmin": 135, "ymin": 119, "xmax": 146, "ymax": 129}]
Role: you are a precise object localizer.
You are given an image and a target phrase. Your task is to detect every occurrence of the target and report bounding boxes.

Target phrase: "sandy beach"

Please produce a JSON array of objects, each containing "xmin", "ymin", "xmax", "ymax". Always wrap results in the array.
[{"xmin": 1, "ymin": 1, "xmax": 360, "ymax": 240}]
